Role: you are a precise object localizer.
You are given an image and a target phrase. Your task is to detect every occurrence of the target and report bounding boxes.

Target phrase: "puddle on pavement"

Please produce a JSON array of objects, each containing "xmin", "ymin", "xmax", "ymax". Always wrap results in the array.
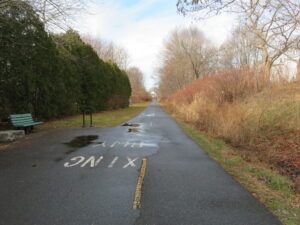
[
  {"xmin": 65, "ymin": 148, "xmax": 79, "ymax": 155},
  {"xmin": 128, "ymin": 128, "xmax": 140, "ymax": 133},
  {"xmin": 64, "ymin": 135, "xmax": 98, "ymax": 152},
  {"xmin": 122, "ymin": 123, "xmax": 140, "ymax": 127},
  {"xmin": 55, "ymin": 157, "xmax": 63, "ymax": 162}
]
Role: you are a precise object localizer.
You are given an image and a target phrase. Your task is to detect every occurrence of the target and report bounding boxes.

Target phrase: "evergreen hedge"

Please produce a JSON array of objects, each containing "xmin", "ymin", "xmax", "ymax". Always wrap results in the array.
[{"xmin": 0, "ymin": 1, "xmax": 131, "ymax": 121}]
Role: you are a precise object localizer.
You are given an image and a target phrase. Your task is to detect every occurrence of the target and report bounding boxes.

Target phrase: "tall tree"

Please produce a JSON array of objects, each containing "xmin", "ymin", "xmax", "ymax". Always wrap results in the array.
[
  {"xmin": 177, "ymin": 0, "xmax": 300, "ymax": 81},
  {"xmin": 26, "ymin": 0, "xmax": 90, "ymax": 31},
  {"xmin": 126, "ymin": 67, "xmax": 147, "ymax": 97},
  {"xmin": 82, "ymin": 35, "xmax": 130, "ymax": 70},
  {"xmin": 218, "ymin": 25, "xmax": 260, "ymax": 69},
  {"xmin": 157, "ymin": 27, "xmax": 216, "ymax": 97},
  {"xmin": 0, "ymin": 0, "xmax": 61, "ymax": 119}
]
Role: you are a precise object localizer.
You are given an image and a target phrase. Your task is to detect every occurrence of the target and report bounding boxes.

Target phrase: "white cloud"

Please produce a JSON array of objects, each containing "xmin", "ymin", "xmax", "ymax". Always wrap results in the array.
[{"xmin": 75, "ymin": 1, "xmax": 235, "ymax": 90}]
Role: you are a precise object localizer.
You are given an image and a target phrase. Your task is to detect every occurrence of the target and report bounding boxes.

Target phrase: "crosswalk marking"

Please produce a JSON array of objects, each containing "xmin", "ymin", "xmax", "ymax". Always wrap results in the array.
[
  {"xmin": 64, "ymin": 156, "xmax": 139, "ymax": 169},
  {"xmin": 108, "ymin": 157, "xmax": 119, "ymax": 168},
  {"xmin": 81, "ymin": 156, "xmax": 103, "ymax": 167},
  {"xmin": 123, "ymin": 157, "xmax": 138, "ymax": 168}
]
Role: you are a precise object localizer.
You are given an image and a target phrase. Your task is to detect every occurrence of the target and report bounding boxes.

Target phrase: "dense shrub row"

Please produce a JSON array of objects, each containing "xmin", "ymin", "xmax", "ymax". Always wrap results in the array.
[{"xmin": 0, "ymin": 1, "xmax": 131, "ymax": 120}]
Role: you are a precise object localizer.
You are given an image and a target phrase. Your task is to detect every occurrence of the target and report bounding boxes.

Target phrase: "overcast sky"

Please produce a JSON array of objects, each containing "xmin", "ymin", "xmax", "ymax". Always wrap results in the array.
[{"xmin": 75, "ymin": 0, "xmax": 235, "ymax": 90}]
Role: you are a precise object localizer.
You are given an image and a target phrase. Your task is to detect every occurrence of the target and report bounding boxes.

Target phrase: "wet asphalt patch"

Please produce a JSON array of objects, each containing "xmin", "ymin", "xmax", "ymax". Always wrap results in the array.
[
  {"xmin": 128, "ymin": 128, "xmax": 140, "ymax": 133},
  {"xmin": 122, "ymin": 123, "xmax": 140, "ymax": 127},
  {"xmin": 64, "ymin": 135, "xmax": 99, "ymax": 149},
  {"xmin": 60, "ymin": 135, "xmax": 100, "ymax": 159}
]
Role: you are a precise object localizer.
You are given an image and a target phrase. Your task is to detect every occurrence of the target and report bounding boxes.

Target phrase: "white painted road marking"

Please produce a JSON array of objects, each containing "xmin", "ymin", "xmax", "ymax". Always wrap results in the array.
[
  {"xmin": 140, "ymin": 142, "xmax": 158, "ymax": 148},
  {"xmin": 108, "ymin": 157, "xmax": 119, "ymax": 168},
  {"xmin": 110, "ymin": 141, "xmax": 121, "ymax": 148},
  {"xmin": 93, "ymin": 142, "xmax": 106, "ymax": 148},
  {"xmin": 145, "ymin": 113, "xmax": 155, "ymax": 117},
  {"xmin": 123, "ymin": 157, "xmax": 138, "ymax": 168},
  {"xmin": 131, "ymin": 142, "xmax": 138, "ymax": 148},
  {"xmin": 124, "ymin": 141, "xmax": 131, "ymax": 147},
  {"xmin": 90, "ymin": 141, "xmax": 159, "ymax": 149},
  {"xmin": 64, "ymin": 156, "xmax": 85, "ymax": 167},
  {"xmin": 81, "ymin": 156, "xmax": 103, "ymax": 167},
  {"xmin": 64, "ymin": 156, "xmax": 139, "ymax": 169}
]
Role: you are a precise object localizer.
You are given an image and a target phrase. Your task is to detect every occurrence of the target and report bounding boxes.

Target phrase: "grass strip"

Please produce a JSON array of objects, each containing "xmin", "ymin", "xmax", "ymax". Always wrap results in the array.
[{"xmin": 40, "ymin": 102, "xmax": 151, "ymax": 129}]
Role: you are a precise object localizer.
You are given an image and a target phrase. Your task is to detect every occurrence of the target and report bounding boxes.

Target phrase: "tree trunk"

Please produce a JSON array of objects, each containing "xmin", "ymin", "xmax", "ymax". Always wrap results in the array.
[
  {"xmin": 296, "ymin": 59, "xmax": 300, "ymax": 81},
  {"xmin": 262, "ymin": 47, "xmax": 272, "ymax": 83},
  {"xmin": 263, "ymin": 60, "xmax": 272, "ymax": 83}
]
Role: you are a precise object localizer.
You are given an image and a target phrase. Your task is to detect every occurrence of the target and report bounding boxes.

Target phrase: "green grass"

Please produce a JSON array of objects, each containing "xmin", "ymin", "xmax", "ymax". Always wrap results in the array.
[
  {"xmin": 179, "ymin": 122, "xmax": 226, "ymax": 161},
  {"xmin": 40, "ymin": 102, "xmax": 150, "ymax": 129},
  {"xmin": 254, "ymin": 169, "xmax": 294, "ymax": 198},
  {"xmin": 166, "ymin": 110, "xmax": 300, "ymax": 225},
  {"xmin": 225, "ymin": 156, "xmax": 245, "ymax": 167}
]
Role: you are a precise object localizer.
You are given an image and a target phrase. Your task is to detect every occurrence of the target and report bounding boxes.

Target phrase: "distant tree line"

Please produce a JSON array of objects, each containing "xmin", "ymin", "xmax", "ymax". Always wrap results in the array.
[
  {"xmin": 126, "ymin": 67, "xmax": 152, "ymax": 103},
  {"xmin": 0, "ymin": 1, "xmax": 131, "ymax": 120}
]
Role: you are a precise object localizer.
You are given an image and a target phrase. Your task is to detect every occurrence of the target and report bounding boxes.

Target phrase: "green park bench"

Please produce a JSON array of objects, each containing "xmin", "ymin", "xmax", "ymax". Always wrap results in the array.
[{"xmin": 9, "ymin": 113, "xmax": 43, "ymax": 133}]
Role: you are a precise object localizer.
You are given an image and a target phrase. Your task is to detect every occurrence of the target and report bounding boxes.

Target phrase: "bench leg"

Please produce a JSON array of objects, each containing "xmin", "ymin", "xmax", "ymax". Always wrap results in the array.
[
  {"xmin": 24, "ymin": 127, "xmax": 29, "ymax": 134},
  {"xmin": 24, "ymin": 126, "xmax": 33, "ymax": 134}
]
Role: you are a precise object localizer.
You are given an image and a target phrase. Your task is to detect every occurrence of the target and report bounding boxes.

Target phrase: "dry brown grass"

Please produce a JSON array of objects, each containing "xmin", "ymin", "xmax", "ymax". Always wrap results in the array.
[{"xmin": 164, "ymin": 69, "xmax": 300, "ymax": 178}]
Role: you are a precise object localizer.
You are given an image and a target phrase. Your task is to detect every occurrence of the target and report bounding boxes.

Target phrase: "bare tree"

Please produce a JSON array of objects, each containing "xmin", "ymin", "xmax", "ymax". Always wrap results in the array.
[
  {"xmin": 177, "ymin": 0, "xmax": 300, "ymax": 81},
  {"xmin": 25, "ymin": 0, "xmax": 90, "ymax": 31},
  {"xmin": 126, "ymin": 67, "xmax": 147, "ymax": 97},
  {"xmin": 157, "ymin": 27, "xmax": 217, "ymax": 97},
  {"xmin": 218, "ymin": 25, "xmax": 260, "ymax": 69},
  {"xmin": 82, "ymin": 35, "xmax": 130, "ymax": 70},
  {"xmin": 164, "ymin": 27, "xmax": 215, "ymax": 79},
  {"xmin": 104, "ymin": 42, "xmax": 130, "ymax": 70}
]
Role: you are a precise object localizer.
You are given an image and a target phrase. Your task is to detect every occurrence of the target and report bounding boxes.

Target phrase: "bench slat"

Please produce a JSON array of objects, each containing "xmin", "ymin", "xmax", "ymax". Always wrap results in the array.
[
  {"xmin": 10, "ymin": 117, "xmax": 33, "ymax": 121},
  {"xmin": 13, "ymin": 121, "xmax": 37, "ymax": 124},
  {"xmin": 11, "ymin": 119, "xmax": 34, "ymax": 123},
  {"xmin": 10, "ymin": 114, "xmax": 32, "ymax": 118},
  {"xmin": 9, "ymin": 113, "xmax": 43, "ymax": 128}
]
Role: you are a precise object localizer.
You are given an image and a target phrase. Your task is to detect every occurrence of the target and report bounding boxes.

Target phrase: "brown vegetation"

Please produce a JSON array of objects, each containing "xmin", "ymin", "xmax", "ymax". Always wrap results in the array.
[
  {"xmin": 163, "ymin": 69, "xmax": 300, "ymax": 179},
  {"xmin": 126, "ymin": 67, "xmax": 151, "ymax": 103},
  {"xmin": 130, "ymin": 96, "xmax": 152, "ymax": 104}
]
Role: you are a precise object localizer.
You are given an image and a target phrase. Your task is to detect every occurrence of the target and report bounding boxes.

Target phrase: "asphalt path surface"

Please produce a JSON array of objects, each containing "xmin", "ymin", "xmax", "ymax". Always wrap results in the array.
[{"xmin": 0, "ymin": 102, "xmax": 282, "ymax": 225}]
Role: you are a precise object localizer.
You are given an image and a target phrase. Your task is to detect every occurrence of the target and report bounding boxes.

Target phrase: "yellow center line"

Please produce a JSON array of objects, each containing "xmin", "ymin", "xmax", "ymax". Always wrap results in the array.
[{"xmin": 133, "ymin": 158, "xmax": 147, "ymax": 209}]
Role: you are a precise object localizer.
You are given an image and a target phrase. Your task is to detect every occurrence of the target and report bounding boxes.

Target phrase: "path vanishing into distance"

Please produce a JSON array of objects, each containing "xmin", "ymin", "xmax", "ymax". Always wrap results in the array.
[{"xmin": 0, "ymin": 102, "xmax": 282, "ymax": 225}]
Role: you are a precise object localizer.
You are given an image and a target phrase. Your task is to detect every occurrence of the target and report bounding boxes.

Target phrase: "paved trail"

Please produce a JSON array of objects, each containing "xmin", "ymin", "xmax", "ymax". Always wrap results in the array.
[{"xmin": 0, "ymin": 102, "xmax": 282, "ymax": 225}]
